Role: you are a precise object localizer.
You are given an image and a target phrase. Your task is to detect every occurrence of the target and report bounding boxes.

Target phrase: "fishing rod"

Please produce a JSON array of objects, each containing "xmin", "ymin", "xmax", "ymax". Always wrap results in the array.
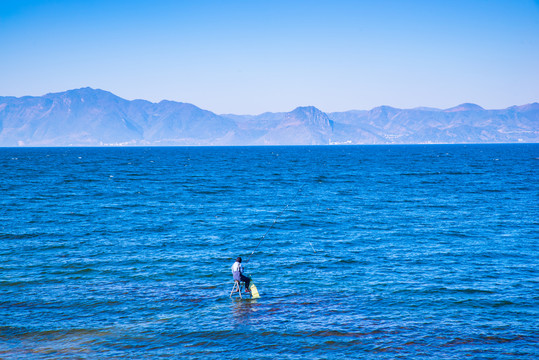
[{"xmin": 245, "ymin": 183, "xmax": 305, "ymax": 263}]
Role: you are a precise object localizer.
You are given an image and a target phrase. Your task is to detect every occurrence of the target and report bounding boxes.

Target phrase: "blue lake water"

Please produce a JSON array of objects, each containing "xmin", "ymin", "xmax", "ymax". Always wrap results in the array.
[{"xmin": 0, "ymin": 144, "xmax": 537, "ymax": 359}]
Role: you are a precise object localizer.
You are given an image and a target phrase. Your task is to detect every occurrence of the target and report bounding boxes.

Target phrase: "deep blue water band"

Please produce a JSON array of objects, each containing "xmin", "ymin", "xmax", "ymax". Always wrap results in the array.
[{"xmin": 0, "ymin": 145, "xmax": 537, "ymax": 359}]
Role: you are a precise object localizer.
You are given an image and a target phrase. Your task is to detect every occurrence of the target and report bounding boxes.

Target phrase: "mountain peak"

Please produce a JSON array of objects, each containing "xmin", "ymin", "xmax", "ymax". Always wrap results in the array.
[
  {"xmin": 286, "ymin": 106, "xmax": 333, "ymax": 132},
  {"xmin": 43, "ymin": 87, "xmax": 122, "ymax": 101},
  {"xmin": 50, "ymin": 87, "xmax": 107, "ymax": 95},
  {"xmin": 368, "ymin": 105, "xmax": 400, "ymax": 118},
  {"xmin": 290, "ymin": 106, "xmax": 323, "ymax": 115},
  {"xmin": 445, "ymin": 103, "xmax": 484, "ymax": 112},
  {"xmin": 509, "ymin": 102, "xmax": 539, "ymax": 112}
]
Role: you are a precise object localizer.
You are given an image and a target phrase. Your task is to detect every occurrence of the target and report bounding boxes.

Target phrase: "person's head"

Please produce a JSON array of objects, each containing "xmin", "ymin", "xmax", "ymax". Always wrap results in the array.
[{"xmin": 236, "ymin": 257, "xmax": 242, "ymax": 263}]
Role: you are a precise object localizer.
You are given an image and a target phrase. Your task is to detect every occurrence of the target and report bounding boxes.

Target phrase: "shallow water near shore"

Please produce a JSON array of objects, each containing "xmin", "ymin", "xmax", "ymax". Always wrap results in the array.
[{"xmin": 1, "ymin": 144, "xmax": 537, "ymax": 359}]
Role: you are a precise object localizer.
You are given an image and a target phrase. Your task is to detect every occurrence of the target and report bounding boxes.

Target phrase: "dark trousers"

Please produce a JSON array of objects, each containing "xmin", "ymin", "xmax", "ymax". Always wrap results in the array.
[{"xmin": 240, "ymin": 274, "xmax": 251, "ymax": 288}]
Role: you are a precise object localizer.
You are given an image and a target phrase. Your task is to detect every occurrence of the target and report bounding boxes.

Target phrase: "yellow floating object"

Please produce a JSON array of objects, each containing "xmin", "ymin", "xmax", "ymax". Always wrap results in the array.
[{"xmin": 249, "ymin": 282, "xmax": 260, "ymax": 299}]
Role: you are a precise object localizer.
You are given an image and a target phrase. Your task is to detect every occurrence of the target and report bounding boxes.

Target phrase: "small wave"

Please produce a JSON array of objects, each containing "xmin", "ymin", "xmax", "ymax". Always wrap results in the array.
[
  {"xmin": 69, "ymin": 267, "xmax": 95, "ymax": 275},
  {"xmin": 0, "ymin": 326, "xmax": 112, "ymax": 340},
  {"xmin": 192, "ymin": 189, "xmax": 224, "ymax": 195},
  {"xmin": 0, "ymin": 232, "xmax": 48, "ymax": 239},
  {"xmin": 336, "ymin": 258, "xmax": 358, "ymax": 264},
  {"xmin": 441, "ymin": 335, "xmax": 527, "ymax": 347},
  {"xmin": 400, "ymin": 172, "xmax": 441, "ymax": 176},
  {"xmin": 315, "ymin": 175, "xmax": 329, "ymax": 183},
  {"xmin": 477, "ymin": 188, "xmax": 504, "ymax": 193},
  {"xmin": 427, "ymin": 287, "xmax": 496, "ymax": 295},
  {"xmin": 372, "ymin": 345, "xmax": 404, "ymax": 353},
  {"xmin": 491, "ymin": 300, "xmax": 516, "ymax": 307}
]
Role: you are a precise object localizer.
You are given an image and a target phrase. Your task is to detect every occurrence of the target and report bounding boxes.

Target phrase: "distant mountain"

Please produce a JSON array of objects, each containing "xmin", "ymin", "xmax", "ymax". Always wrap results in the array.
[
  {"xmin": 326, "ymin": 102, "xmax": 538, "ymax": 144},
  {"xmin": 0, "ymin": 88, "xmax": 537, "ymax": 146},
  {"xmin": 0, "ymin": 88, "xmax": 240, "ymax": 146},
  {"xmin": 229, "ymin": 106, "xmax": 334, "ymax": 145}
]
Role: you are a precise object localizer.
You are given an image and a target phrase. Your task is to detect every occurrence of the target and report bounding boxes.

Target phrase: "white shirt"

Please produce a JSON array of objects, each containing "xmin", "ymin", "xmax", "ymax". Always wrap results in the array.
[{"xmin": 231, "ymin": 261, "xmax": 244, "ymax": 274}]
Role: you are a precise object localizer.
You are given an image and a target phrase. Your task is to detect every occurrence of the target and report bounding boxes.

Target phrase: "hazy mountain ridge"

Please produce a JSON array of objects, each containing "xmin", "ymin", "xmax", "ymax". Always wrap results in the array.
[{"xmin": 0, "ymin": 88, "xmax": 537, "ymax": 146}]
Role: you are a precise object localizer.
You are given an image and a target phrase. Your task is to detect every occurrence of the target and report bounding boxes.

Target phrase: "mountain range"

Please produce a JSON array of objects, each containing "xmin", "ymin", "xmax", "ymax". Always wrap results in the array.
[{"xmin": 0, "ymin": 88, "xmax": 537, "ymax": 146}]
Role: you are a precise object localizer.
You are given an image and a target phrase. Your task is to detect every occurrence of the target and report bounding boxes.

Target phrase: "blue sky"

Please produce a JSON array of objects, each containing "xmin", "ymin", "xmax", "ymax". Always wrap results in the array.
[{"xmin": 1, "ymin": 0, "xmax": 538, "ymax": 114}]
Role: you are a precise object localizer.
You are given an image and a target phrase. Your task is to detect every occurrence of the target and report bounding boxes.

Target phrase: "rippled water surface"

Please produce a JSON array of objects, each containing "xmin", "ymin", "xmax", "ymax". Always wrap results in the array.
[{"xmin": 1, "ymin": 145, "xmax": 538, "ymax": 359}]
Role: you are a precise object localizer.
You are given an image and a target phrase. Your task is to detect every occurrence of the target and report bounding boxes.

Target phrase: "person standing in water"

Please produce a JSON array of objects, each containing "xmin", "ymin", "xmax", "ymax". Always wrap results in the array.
[{"xmin": 231, "ymin": 257, "xmax": 251, "ymax": 292}]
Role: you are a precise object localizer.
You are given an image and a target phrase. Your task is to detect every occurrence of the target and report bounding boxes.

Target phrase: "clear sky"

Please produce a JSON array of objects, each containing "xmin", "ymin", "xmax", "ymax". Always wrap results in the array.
[{"xmin": 1, "ymin": 0, "xmax": 538, "ymax": 114}]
